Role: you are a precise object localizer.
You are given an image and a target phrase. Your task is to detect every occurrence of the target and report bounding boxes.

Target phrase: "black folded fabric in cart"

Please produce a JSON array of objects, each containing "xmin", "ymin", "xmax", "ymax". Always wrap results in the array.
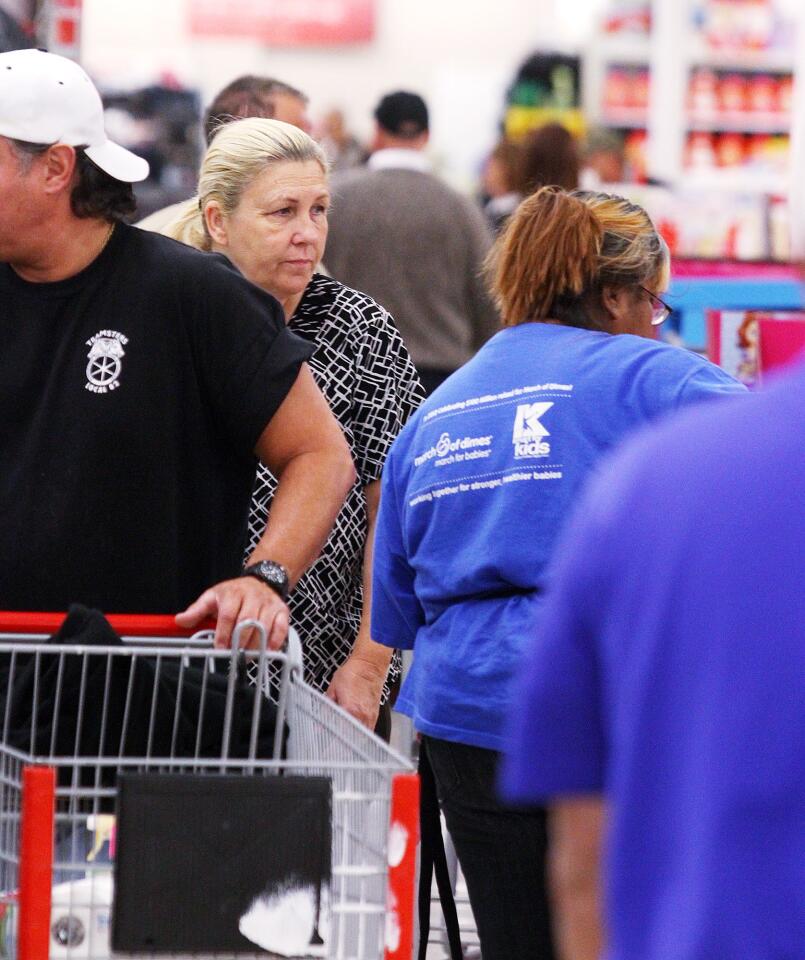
[{"xmin": 1, "ymin": 605, "xmax": 285, "ymax": 783}]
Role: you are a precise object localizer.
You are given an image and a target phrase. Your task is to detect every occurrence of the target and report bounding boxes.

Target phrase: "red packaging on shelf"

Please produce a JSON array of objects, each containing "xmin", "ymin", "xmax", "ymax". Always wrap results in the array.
[
  {"xmin": 604, "ymin": 67, "xmax": 631, "ymax": 111},
  {"xmin": 716, "ymin": 132, "xmax": 747, "ymax": 167},
  {"xmin": 747, "ymin": 74, "xmax": 777, "ymax": 114},
  {"xmin": 777, "ymin": 75, "xmax": 793, "ymax": 116},
  {"xmin": 685, "ymin": 132, "xmax": 717, "ymax": 170},
  {"xmin": 689, "ymin": 67, "xmax": 719, "ymax": 116},
  {"xmin": 631, "ymin": 68, "xmax": 650, "ymax": 110},
  {"xmin": 718, "ymin": 73, "xmax": 748, "ymax": 114},
  {"xmin": 624, "ymin": 129, "xmax": 648, "ymax": 182}
]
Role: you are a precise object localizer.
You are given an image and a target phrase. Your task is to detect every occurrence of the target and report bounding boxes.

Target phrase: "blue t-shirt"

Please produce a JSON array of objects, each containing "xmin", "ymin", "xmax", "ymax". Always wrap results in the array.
[
  {"xmin": 500, "ymin": 361, "xmax": 805, "ymax": 960},
  {"xmin": 372, "ymin": 322, "xmax": 745, "ymax": 750}
]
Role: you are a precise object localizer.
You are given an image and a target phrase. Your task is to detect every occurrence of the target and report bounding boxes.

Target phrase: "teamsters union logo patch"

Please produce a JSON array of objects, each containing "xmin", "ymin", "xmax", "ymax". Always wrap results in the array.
[{"xmin": 85, "ymin": 330, "xmax": 128, "ymax": 393}]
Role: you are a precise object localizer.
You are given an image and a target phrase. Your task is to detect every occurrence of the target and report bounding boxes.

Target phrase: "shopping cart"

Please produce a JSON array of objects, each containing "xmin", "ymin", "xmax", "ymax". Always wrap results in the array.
[{"xmin": 0, "ymin": 612, "xmax": 418, "ymax": 960}]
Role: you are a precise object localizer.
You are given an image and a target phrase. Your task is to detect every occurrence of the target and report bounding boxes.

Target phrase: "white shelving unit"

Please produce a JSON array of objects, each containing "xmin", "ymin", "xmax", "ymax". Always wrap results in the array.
[
  {"xmin": 583, "ymin": 33, "xmax": 650, "ymax": 130},
  {"xmin": 585, "ymin": 0, "xmax": 805, "ymax": 195}
]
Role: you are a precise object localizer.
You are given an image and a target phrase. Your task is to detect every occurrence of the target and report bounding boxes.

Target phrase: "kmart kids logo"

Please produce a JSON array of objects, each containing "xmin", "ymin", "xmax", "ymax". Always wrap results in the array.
[{"xmin": 512, "ymin": 402, "xmax": 553, "ymax": 458}]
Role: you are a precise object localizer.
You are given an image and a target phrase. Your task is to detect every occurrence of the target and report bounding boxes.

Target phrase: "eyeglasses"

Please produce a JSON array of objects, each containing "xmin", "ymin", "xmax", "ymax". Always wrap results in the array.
[{"xmin": 639, "ymin": 285, "xmax": 672, "ymax": 326}]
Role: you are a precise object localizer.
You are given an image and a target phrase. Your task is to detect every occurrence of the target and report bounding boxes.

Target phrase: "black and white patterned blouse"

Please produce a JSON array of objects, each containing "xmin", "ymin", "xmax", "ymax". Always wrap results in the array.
[{"xmin": 247, "ymin": 273, "xmax": 424, "ymax": 694}]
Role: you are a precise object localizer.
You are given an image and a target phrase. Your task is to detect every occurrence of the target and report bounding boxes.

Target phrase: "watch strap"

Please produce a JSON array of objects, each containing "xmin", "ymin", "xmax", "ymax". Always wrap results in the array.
[{"xmin": 240, "ymin": 560, "xmax": 289, "ymax": 602}]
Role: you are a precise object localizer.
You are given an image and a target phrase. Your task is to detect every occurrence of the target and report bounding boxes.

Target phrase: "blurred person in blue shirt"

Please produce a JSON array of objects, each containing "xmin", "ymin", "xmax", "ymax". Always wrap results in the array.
[{"xmin": 501, "ymin": 359, "xmax": 805, "ymax": 960}]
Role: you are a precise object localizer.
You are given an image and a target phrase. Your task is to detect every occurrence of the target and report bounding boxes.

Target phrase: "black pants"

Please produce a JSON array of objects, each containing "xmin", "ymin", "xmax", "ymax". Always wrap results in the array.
[
  {"xmin": 422, "ymin": 736, "xmax": 555, "ymax": 960},
  {"xmin": 374, "ymin": 699, "xmax": 392, "ymax": 741}
]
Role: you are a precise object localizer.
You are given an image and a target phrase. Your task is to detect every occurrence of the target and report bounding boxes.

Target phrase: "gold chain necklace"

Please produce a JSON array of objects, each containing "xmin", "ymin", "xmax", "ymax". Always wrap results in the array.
[{"xmin": 98, "ymin": 222, "xmax": 115, "ymax": 256}]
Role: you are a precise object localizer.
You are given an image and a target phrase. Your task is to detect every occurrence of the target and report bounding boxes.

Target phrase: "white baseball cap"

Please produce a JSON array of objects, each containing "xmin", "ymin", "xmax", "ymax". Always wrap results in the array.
[{"xmin": 0, "ymin": 48, "xmax": 149, "ymax": 183}]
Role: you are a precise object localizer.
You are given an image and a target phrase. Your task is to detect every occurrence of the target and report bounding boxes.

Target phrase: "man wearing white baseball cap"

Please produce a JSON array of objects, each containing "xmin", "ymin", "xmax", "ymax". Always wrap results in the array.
[{"xmin": 0, "ymin": 49, "xmax": 356, "ymax": 648}]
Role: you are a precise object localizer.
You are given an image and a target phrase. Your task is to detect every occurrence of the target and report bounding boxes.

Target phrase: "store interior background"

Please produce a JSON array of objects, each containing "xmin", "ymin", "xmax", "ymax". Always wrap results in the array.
[
  {"xmin": 4, "ymin": 0, "xmax": 805, "ymax": 369},
  {"xmin": 81, "ymin": 0, "xmax": 598, "ymax": 190}
]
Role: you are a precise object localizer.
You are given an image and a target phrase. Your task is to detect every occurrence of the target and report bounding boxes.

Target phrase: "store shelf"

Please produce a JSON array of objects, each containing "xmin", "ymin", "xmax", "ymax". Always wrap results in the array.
[
  {"xmin": 683, "ymin": 168, "xmax": 789, "ymax": 193},
  {"xmin": 601, "ymin": 108, "xmax": 649, "ymax": 129},
  {"xmin": 687, "ymin": 40, "xmax": 794, "ymax": 73},
  {"xmin": 595, "ymin": 34, "xmax": 651, "ymax": 65},
  {"xmin": 687, "ymin": 112, "xmax": 790, "ymax": 132}
]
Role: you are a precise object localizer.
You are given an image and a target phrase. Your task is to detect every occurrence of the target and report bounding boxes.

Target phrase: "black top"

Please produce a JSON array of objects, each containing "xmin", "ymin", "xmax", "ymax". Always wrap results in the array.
[
  {"xmin": 247, "ymin": 274, "xmax": 423, "ymax": 692},
  {"xmin": 0, "ymin": 224, "xmax": 312, "ymax": 614}
]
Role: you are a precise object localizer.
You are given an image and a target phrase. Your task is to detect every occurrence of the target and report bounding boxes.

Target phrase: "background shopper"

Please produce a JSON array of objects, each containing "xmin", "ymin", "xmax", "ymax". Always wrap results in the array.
[
  {"xmin": 325, "ymin": 90, "xmax": 498, "ymax": 395},
  {"xmin": 138, "ymin": 74, "xmax": 311, "ymax": 233}
]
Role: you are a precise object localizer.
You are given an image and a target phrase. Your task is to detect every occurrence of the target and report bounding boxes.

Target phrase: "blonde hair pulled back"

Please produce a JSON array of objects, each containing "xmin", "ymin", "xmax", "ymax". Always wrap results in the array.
[
  {"xmin": 490, "ymin": 186, "xmax": 669, "ymax": 328},
  {"xmin": 162, "ymin": 117, "xmax": 328, "ymax": 251}
]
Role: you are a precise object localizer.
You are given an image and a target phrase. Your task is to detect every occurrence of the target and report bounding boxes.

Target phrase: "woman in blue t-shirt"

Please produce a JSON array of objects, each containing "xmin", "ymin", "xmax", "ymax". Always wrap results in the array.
[{"xmin": 371, "ymin": 186, "xmax": 745, "ymax": 960}]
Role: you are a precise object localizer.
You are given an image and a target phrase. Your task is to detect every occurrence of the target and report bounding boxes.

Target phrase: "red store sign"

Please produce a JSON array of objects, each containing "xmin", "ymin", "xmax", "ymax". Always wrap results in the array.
[{"xmin": 188, "ymin": 0, "xmax": 375, "ymax": 46}]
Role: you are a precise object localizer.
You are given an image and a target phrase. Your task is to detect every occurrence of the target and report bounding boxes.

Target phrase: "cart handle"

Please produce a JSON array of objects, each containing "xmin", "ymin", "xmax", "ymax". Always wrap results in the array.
[
  {"xmin": 0, "ymin": 611, "xmax": 213, "ymax": 637},
  {"xmin": 0, "ymin": 612, "xmax": 304, "ymax": 673}
]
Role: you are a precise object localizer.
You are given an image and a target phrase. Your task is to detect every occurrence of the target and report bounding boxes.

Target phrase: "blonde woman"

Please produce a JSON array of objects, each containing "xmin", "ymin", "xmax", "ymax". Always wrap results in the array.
[
  {"xmin": 370, "ymin": 188, "xmax": 746, "ymax": 959},
  {"xmin": 159, "ymin": 118, "xmax": 424, "ymax": 736}
]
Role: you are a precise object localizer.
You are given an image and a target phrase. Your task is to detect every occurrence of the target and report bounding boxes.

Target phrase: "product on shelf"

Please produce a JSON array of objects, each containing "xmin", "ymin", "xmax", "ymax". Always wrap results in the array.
[
  {"xmin": 745, "ymin": 133, "xmax": 789, "ymax": 171},
  {"xmin": 688, "ymin": 67, "xmax": 792, "ymax": 123},
  {"xmin": 602, "ymin": 2, "xmax": 651, "ymax": 35},
  {"xmin": 631, "ymin": 67, "xmax": 650, "ymax": 111},
  {"xmin": 616, "ymin": 183, "xmax": 786, "ymax": 261},
  {"xmin": 689, "ymin": 67, "xmax": 720, "ymax": 115},
  {"xmin": 758, "ymin": 316, "xmax": 805, "ymax": 375},
  {"xmin": 624, "ymin": 130, "xmax": 648, "ymax": 181},
  {"xmin": 718, "ymin": 73, "xmax": 748, "ymax": 113},
  {"xmin": 604, "ymin": 67, "xmax": 631, "ymax": 112},
  {"xmin": 778, "ymin": 74, "xmax": 793, "ymax": 114},
  {"xmin": 746, "ymin": 73, "xmax": 777, "ymax": 113},
  {"xmin": 686, "ymin": 131, "xmax": 718, "ymax": 169},
  {"xmin": 603, "ymin": 65, "xmax": 650, "ymax": 114},
  {"xmin": 699, "ymin": 0, "xmax": 776, "ymax": 50},
  {"xmin": 685, "ymin": 129, "xmax": 789, "ymax": 173},
  {"xmin": 715, "ymin": 132, "xmax": 746, "ymax": 166},
  {"xmin": 708, "ymin": 310, "xmax": 805, "ymax": 386}
]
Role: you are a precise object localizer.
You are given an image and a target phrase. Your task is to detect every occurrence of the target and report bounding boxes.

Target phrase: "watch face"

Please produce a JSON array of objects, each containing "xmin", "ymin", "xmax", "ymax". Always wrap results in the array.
[
  {"xmin": 247, "ymin": 560, "xmax": 289, "ymax": 599},
  {"xmin": 259, "ymin": 561, "xmax": 284, "ymax": 585}
]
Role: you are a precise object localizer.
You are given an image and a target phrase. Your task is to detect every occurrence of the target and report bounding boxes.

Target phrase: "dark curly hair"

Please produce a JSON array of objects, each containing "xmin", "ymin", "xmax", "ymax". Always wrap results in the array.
[
  {"xmin": 9, "ymin": 138, "xmax": 137, "ymax": 222},
  {"xmin": 70, "ymin": 149, "xmax": 137, "ymax": 221}
]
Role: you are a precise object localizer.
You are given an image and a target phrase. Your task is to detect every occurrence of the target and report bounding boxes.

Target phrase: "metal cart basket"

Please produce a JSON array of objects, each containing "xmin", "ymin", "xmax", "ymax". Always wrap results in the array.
[{"xmin": 0, "ymin": 613, "xmax": 418, "ymax": 960}]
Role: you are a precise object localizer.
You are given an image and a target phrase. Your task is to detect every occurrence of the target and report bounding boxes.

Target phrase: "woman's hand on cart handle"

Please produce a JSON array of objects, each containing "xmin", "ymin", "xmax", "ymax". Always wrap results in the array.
[{"xmin": 175, "ymin": 577, "xmax": 289, "ymax": 650}]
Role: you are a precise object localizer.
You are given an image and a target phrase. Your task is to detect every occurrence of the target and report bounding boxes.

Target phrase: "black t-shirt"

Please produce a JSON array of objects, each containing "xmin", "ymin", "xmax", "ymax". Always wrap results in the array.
[{"xmin": 0, "ymin": 224, "xmax": 312, "ymax": 614}]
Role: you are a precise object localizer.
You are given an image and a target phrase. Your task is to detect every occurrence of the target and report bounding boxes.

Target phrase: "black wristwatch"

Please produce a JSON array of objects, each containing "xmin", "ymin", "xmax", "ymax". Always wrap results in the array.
[{"xmin": 241, "ymin": 560, "xmax": 289, "ymax": 601}]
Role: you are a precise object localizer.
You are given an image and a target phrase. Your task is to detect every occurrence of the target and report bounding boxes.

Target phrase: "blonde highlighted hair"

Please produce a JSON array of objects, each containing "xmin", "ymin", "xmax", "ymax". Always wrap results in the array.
[
  {"xmin": 489, "ymin": 186, "xmax": 669, "ymax": 328},
  {"xmin": 161, "ymin": 117, "xmax": 328, "ymax": 251}
]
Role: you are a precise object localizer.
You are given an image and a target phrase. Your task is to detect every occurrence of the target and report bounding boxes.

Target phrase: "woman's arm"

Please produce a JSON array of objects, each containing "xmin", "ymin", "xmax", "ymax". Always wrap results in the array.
[{"xmin": 325, "ymin": 479, "xmax": 392, "ymax": 729}]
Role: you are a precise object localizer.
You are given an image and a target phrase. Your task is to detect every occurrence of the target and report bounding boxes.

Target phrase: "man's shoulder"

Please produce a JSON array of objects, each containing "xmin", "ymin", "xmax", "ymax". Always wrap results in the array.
[
  {"xmin": 332, "ymin": 166, "xmax": 460, "ymax": 201},
  {"xmin": 330, "ymin": 168, "xmax": 486, "ymax": 247},
  {"xmin": 122, "ymin": 225, "xmax": 245, "ymax": 287}
]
